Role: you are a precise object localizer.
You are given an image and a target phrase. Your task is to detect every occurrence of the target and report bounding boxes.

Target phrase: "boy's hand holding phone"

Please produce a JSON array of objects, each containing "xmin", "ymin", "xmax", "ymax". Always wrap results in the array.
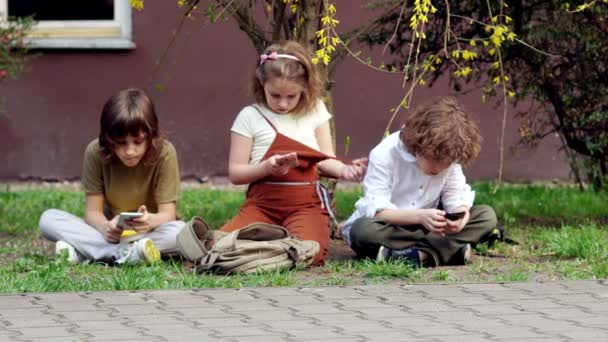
[
  {"xmin": 443, "ymin": 208, "xmax": 469, "ymax": 233},
  {"xmin": 124, "ymin": 205, "xmax": 154, "ymax": 233},
  {"xmin": 103, "ymin": 216, "xmax": 123, "ymax": 243}
]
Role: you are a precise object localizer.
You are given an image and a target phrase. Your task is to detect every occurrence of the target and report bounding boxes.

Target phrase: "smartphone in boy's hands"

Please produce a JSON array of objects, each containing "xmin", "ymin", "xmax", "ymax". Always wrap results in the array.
[
  {"xmin": 117, "ymin": 212, "xmax": 143, "ymax": 229},
  {"xmin": 444, "ymin": 211, "xmax": 466, "ymax": 221}
]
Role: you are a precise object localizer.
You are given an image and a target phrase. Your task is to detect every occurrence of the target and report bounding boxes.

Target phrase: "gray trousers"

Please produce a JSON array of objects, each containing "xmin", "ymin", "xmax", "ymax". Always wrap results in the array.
[
  {"xmin": 349, "ymin": 205, "xmax": 497, "ymax": 266},
  {"xmin": 39, "ymin": 209, "xmax": 184, "ymax": 262}
]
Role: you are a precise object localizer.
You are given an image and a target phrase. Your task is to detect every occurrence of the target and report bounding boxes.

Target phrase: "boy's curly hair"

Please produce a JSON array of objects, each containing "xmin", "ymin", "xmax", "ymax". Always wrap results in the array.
[
  {"xmin": 252, "ymin": 41, "xmax": 323, "ymax": 115},
  {"xmin": 400, "ymin": 97, "xmax": 481, "ymax": 166}
]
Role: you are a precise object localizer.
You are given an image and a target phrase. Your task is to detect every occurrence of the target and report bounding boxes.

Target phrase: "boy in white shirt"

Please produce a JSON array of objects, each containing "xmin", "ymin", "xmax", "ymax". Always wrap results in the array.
[{"xmin": 342, "ymin": 97, "xmax": 498, "ymax": 267}]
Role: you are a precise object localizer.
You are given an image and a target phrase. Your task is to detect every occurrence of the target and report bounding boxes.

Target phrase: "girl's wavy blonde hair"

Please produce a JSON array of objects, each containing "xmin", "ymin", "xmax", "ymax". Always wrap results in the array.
[
  {"xmin": 401, "ymin": 97, "xmax": 481, "ymax": 166},
  {"xmin": 252, "ymin": 41, "xmax": 323, "ymax": 115}
]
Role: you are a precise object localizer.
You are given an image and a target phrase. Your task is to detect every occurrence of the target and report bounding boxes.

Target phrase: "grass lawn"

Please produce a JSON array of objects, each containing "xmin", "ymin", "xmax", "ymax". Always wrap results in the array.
[{"xmin": 1, "ymin": 182, "xmax": 607, "ymax": 293}]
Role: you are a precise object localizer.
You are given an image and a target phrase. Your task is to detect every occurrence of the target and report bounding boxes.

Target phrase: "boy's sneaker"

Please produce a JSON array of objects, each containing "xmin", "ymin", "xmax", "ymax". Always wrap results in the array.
[
  {"xmin": 116, "ymin": 238, "xmax": 161, "ymax": 265},
  {"xmin": 55, "ymin": 241, "xmax": 83, "ymax": 264},
  {"xmin": 376, "ymin": 246, "xmax": 422, "ymax": 267}
]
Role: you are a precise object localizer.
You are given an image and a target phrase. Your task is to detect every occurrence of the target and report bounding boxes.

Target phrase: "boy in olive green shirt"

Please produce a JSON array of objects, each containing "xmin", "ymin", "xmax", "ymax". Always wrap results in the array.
[{"xmin": 39, "ymin": 89, "xmax": 183, "ymax": 264}]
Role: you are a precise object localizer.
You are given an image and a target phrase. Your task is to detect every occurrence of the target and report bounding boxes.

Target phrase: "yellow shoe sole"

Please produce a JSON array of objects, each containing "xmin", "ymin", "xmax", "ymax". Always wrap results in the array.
[{"xmin": 142, "ymin": 239, "xmax": 161, "ymax": 264}]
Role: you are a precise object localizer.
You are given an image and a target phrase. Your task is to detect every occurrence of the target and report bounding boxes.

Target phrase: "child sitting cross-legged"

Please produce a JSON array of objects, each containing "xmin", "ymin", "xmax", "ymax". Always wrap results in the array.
[{"xmin": 342, "ymin": 97, "xmax": 498, "ymax": 267}]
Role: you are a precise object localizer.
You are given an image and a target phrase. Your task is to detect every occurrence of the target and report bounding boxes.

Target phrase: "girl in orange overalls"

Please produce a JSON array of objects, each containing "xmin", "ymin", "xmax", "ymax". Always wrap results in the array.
[{"xmin": 222, "ymin": 41, "xmax": 367, "ymax": 265}]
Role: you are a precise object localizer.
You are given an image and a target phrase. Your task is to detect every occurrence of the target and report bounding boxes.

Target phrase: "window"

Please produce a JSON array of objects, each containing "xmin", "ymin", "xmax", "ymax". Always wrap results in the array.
[{"xmin": 0, "ymin": 0, "xmax": 134, "ymax": 49}]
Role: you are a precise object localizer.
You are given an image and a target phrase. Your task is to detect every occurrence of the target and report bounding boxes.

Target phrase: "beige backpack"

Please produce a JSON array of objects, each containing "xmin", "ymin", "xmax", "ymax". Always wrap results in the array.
[{"xmin": 176, "ymin": 217, "xmax": 319, "ymax": 275}]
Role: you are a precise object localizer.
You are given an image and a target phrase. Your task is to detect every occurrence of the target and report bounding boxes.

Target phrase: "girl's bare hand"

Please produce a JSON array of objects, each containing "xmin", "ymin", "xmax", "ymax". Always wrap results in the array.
[
  {"xmin": 340, "ymin": 158, "xmax": 368, "ymax": 182},
  {"xmin": 265, "ymin": 154, "xmax": 292, "ymax": 176}
]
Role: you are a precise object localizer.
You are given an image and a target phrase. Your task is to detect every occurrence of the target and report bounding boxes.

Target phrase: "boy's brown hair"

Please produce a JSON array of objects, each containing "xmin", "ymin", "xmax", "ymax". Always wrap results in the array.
[
  {"xmin": 400, "ymin": 97, "xmax": 481, "ymax": 166},
  {"xmin": 252, "ymin": 41, "xmax": 323, "ymax": 115},
  {"xmin": 98, "ymin": 88, "xmax": 163, "ymax": 163}
]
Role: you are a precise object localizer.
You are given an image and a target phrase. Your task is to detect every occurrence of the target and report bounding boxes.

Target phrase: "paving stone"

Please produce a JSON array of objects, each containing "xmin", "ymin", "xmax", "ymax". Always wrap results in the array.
[
  {"xmin": 558, "ymin": 329, "xmax": 608, "ymax": 341},
  {"xmin": 415, "ymin": 310, "xmax": 484, "ymax": 323},
  {"xmin": 532, "ymin": 307, "xmax": 599, "ymax": 319},
  {"xmin": 23, "ymin": 337, "xmax": 87, "ymax": 342},
  {"xmin": 0, "ymin": 298, "xmax": 44, "ymax": 309},
  {"xmin": 72, "ymin": 320, "xmax": 136, "ymax": 331},
  {"xmin": 87, "ymin": 292, "xmax": 148, "ymax": 305},
  {"xmin": 408, "ymin": 325, "xmax": 470, "ymax": 337},
  {"xmin": 569, "ymin": 301, "xmax": 608, "ymax": 312},
  {"xmin": 485, "ymin": 326, "xmax": 562, "ymax": 339},
  {"xmin": 106, "ymin": 304, "xmax": 170, "ymax": 316},
  {"xmin": 356, "ymin": 285, "xmax": 421, "ymax": 295},
  {"xmin": 229, "ymin": 335, "xmax": 298, "ymax": 342},
  {"xmin": 58, "ymin": 310, "xmax": 119, "ymax": 321},
  {"xmin": 333, "ymin": 298, "xmax": 398, "ymax": 310},
  {"xmin": 1, "ymin": 281, "xmax": 606, "ymax": 342},
  {"xmin": 216, "ymin": 326, "xmax": 286, "ymax": 337},
  {"xmin": 31, "ymin": 293, "xmax": 88, "ymax": 302},
  {"xmin": 265, "ymin": 295, "xmax": 323, "ymax": 306},
  {"xmin": 380, "ymin": 315, "xmax": 441, "ymax": 327},
  {"xmin": 458, "ymin": 284, "xmax": 513, "ymax": 292},
  {"xmin": 251, "ymin": 287, "xmax": 307, "ymax": 296},
  {"xmin": 415, "ymin": 285, "xmax": 477, "ymax": 297},
  {"xmin": 443, "ymin": 296, "xmax": 497, "ymax": 306},
  {"xmin": 431, "ymin": 334, "xmax": 493, "ymax": 342},
  {"xmin": 326, "ymin": 323, "xmax": 399, "ymax": 333},
  {"xmin": 375, "ymin": 293, "xmax": 436, "ymax": 304},
  {"xmin": 292, "ymin": 304, "xmax": 348, "ymax": 315},
  {"xmin": 260, "ymin": 320, "xmax": 321, "ymax": 331},
  {"xmin": 169, "ymin": 307, "xmax": 243, "ymax": 319},
  {"xmin": 496, "ymin": 339, "xmax": 563, "ymax": 342},
  {"xmin": 200, "ymin": 289, "xmax": 260, "ymax": 302},
  {"xmin": 45, "ymin": 300, "xmax": 102, "ymax": 311},
  {"xmin": 401, "ymin": 300, "xmax": 462, "ymax": 312},
  {"xmin": 468, "ymin": 304, "xmax": 530, "ymax": 315},
  {"xmin": 313, "ymin": 315, "xmax": 376, "ymax": 326},
  {"xmin": 557, "ymin": 280, "xmax": 607, "ymax": 292},
  {"xmin": 503, "ymin": 282, "xmax": 581, "ymax": 295},
  {"xmin": 301, "ymin": 287, "xmax": 367, "ymax": 299},
  {"xmin": 240, "ymin": 309, "xmax": 304, "ymax": 322},
  {"xmin": 149, "ymin": 297, "xmax": 210, "ymax": 308},
  {"xmin": 189, "ymin": 317, "xmax": 248, "ymax": 328},
  {"xmin": 222, "ymin": 302, "xmax": 278, "ymax": 312},
  {"xmin": 2, "ymin": 317, "xmax": 61, "ymax": 328},
  {"xmin": 548, "ymin": 293, "xmax": 604, "ymax": 303},
  {"xmin": 11, "ymin": 326, "xmax": 79, "ymax": 338},
  {"xmin": 123, "ymin": 314, "xmax": 186, "ymax": 326},
  {"xmin": 353, "ymin": 306, "xmax": 410, "ymax": 318},
  {"xmin": 0, "ymin": 308, "xmax": 55, "ymax": 319},
  {"xmin": 285, "ymin": 327, "xmax": 356, "ymax": 340},
  {"xmin": 144, "ymin": 290, "xmax": 208, "ymax": 300},
  {"xmin": 479, "ymin": 290, "xmax": 540, "ymax": 301},
  {"xmin": 356, "ymin": 330, "xmax": 434, "ymax": 341},
  {"xmin": 510, "ymin": 298, "xmax": 568, "ymax": 310}
]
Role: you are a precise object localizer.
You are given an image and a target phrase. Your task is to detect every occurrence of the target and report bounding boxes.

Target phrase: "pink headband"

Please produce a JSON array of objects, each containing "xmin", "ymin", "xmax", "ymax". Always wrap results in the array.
[{"xmin": 259, "ymin": 51, "xmax": 301, "ymax": 65}]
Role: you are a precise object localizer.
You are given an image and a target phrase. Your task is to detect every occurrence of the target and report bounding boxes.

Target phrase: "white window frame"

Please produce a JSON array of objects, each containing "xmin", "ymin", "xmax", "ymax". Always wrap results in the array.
[{"xmin": 0, "ymin": 0, "xmax": 134, "ymax": 49}]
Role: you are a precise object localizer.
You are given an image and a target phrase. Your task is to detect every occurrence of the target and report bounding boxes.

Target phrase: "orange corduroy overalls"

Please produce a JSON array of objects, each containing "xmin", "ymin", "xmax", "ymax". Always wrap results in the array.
[{"xmin": 220, "ymin": 107, "xmax": 344, "ymax": 265}]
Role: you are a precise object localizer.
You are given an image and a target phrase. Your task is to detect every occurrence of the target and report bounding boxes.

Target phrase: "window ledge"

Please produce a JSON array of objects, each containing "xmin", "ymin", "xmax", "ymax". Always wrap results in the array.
[{"xmin": 26, "ymin": 38, "xmax": 135, "ymax": 49}]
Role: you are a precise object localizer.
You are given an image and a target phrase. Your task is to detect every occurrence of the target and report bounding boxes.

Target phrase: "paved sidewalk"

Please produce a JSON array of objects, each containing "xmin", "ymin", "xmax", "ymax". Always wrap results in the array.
[{"xmin": 1, "ymin": 280, "xmax": 607, "ymax": 342}]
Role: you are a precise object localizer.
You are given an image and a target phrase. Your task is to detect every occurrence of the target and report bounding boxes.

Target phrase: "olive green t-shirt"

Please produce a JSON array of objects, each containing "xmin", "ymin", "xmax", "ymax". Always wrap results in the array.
[{"xmin": 81, "ymin": 139, "xmax": 180, "ymax": 217}]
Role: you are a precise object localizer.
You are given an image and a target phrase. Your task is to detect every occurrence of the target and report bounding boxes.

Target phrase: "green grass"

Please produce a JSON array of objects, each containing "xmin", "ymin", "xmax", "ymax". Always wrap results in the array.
[
  {"xmin": 1, "ymin": 182, "xmax": 608, "ymax": 292},
  {"xmin": 2, "ymin": 182, "xmax": 607, "ymax": 234}
]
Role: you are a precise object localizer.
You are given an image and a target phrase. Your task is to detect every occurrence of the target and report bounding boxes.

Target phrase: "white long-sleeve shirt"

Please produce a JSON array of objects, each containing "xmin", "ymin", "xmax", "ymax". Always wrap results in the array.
[{"xmin": 342, "ymin": 132, "xmax": 475, "ymax": 244}]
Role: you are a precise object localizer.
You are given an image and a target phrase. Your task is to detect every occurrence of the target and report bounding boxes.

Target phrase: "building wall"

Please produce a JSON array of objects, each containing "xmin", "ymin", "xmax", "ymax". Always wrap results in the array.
[{"xmin": 0, "ymin": 1, "xmax": 569, "ymax": 182}]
